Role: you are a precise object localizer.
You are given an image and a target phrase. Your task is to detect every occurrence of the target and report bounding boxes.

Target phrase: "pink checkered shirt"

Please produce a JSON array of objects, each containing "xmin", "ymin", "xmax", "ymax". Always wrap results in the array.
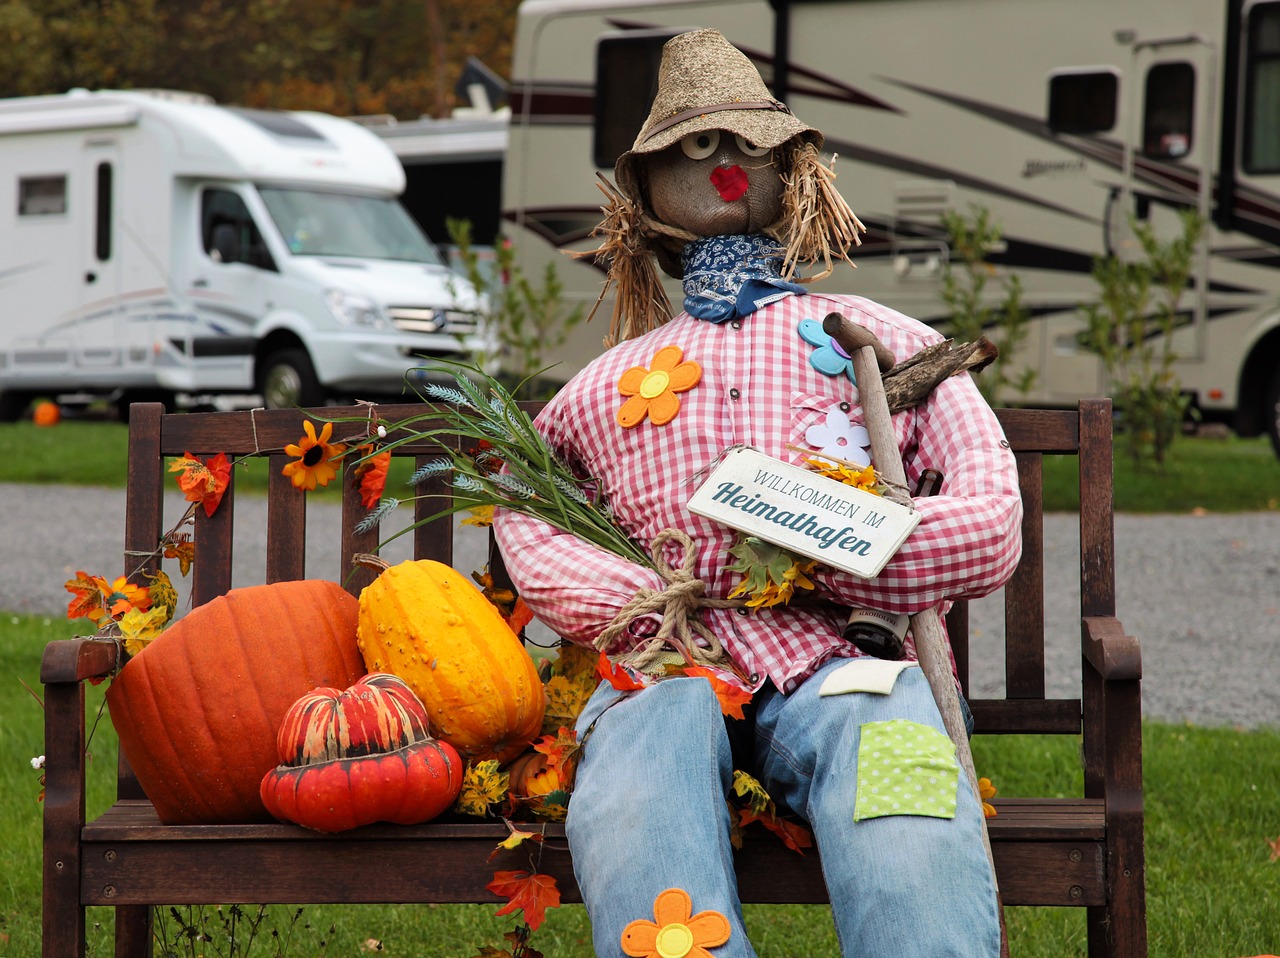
[{"xmin": 493, "ymin": 292, "xmax": 1023, "ymax": 693}]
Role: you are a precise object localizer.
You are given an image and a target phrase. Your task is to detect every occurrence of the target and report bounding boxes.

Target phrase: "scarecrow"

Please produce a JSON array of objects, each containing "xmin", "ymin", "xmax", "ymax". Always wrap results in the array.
[{"xmin": 494, "ymin": 28, "xmax": 1020, "ymax": 958}]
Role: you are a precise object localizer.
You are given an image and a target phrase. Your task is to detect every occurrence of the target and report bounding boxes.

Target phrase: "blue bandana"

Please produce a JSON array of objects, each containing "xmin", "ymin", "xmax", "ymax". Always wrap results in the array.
[{"xmin": 681, "ymin": 235, "xmax": 807, "ymax": 323}]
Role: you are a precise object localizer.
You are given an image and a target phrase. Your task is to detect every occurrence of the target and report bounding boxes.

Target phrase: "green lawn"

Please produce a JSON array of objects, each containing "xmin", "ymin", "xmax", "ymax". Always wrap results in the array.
[{"xmin": 5, "ymin": 613, "xmax": 1279, "ymax": 956}]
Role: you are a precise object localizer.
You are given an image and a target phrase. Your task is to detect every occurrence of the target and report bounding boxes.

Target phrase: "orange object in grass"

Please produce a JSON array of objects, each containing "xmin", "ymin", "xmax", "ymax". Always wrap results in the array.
[{"xmin": 32, "ymin": 401, "xmax": 61, "ymax": 427}]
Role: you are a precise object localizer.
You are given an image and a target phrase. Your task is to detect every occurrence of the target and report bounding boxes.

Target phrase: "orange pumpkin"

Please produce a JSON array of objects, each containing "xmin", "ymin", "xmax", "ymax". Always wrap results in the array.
[
  {"xmin": 506, "ymin": 749, "xmax": 551, "ymax": 798},
  {"xmin": 31, "ymin": 400, "xmax": 61, "ymax": 427},
  {"xmin": 106, "ymin": 580, "xmax": 366, "ymax": 824}
]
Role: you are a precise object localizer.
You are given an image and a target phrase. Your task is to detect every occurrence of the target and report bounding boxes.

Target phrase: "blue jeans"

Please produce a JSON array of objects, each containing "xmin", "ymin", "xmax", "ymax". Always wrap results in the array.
[{"xmin": 566, "ymin": 659, "xmax": 1000, "ymax": 957}]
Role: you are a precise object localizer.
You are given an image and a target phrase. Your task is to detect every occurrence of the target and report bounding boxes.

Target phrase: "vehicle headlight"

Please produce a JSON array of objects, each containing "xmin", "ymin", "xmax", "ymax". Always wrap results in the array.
[{"xmin": 324, "ymin": 289, "xmax": 387, "ymax": 329}]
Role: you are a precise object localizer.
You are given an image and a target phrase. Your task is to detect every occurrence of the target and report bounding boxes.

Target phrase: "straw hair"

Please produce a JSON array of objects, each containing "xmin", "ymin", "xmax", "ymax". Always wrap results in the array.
[
  {"xmin": 776, "ymin": 140, "xmax": 866, "ymax": 282},
  {"xmin": 571, "ymin": 175, "xmax": 674, "ymax": 347}
]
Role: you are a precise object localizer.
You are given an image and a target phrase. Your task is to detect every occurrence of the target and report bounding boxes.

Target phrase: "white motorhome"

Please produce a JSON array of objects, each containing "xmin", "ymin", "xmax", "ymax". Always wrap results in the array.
[
  {"xmin": 0, "ymin": 89, "xmax": 488, "ymax": 419},
  {"xmin": 503, "ymin": 0, "xmax": 1280, "ymax": 455}
]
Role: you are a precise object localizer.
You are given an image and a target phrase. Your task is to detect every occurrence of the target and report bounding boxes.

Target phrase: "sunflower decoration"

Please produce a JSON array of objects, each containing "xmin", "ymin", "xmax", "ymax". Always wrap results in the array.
[
  {"xmin": 803, "ymin": 455, "xmax": 883, "ymax": 495},
  {"xmin": 979, "ymin": 776, "xmax": 998, "ymax": 818},
  {"xmin": 281, "ymin": 420, "xmax": 348, "ymax": 490}
]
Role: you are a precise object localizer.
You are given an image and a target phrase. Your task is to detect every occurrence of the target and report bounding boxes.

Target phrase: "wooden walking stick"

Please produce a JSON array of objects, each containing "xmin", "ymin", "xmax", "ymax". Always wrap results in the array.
[{"xmin": 822, "ymin": 312, "xmax": 1010, "ymax": 958}]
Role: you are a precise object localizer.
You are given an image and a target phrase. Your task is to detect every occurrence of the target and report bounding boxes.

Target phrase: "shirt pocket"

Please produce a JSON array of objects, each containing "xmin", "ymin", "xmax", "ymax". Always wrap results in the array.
[{"xmin": 788, "ymin": 392, "xmax": 871, "ymax": 468}]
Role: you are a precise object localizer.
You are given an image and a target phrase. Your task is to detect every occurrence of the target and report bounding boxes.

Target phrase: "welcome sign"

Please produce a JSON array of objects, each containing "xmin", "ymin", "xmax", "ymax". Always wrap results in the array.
[{"xmin": 688, "ymin": 448, "xmax": 921, "ymax": 579}]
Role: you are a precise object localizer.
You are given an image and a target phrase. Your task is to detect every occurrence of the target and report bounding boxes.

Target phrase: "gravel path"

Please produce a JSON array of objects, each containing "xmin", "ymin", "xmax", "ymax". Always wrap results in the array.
[{"xmin": 4, "ymin": 482, "xmax": 1278, "ymax": 730}]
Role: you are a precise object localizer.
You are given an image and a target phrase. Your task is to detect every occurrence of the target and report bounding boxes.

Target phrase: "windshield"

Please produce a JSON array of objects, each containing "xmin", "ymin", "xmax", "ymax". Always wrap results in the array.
[{"xmin": 257, "ymin": 187, "xmax": 444, "ymax": 265}]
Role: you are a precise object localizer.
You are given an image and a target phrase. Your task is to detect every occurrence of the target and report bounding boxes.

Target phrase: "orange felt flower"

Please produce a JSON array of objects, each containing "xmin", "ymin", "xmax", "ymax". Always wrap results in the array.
[
  {"xmin": 621, "ymin": 888, "xmax": 730, "ymax": 958},
  {"xmin": 616, "ymin": 345, "xmax": 702, "ymax": 428}
]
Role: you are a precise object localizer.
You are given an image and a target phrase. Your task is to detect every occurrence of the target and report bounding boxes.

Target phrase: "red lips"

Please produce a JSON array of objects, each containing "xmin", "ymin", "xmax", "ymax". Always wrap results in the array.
[{"xmin": 710, "ymin": 164, "xmax": 749, "ymax": 202}]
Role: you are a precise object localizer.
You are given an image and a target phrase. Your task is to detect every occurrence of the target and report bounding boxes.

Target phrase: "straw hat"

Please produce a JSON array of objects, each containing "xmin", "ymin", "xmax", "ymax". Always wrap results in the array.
[{"xmin": 614, "ymin": 28, "xmax": 821, "ymax": 203}]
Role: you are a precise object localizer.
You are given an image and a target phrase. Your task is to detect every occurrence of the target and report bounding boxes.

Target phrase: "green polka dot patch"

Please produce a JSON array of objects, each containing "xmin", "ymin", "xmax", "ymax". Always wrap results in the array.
[{"xmin": 853, "ymin": 719, "xmax": 959, "ymax": 822}]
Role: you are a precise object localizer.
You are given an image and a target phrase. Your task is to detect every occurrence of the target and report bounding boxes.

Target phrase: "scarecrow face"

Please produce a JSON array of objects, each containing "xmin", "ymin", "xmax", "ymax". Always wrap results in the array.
[{"xmin": 645, "ymin": 130, "xmax": 785, "ymax": 238}]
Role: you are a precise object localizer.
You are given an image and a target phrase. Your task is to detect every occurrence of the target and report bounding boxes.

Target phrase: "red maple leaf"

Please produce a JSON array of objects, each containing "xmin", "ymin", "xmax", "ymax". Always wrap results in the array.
[
  {"xmin": 169, "ymin": 451, "xmax": 231, "ymax": 517},
  {"xmin": 683, "ymin": 666, "xmax": 752, "ymax": 720},
  {"xmin": 64, "ymin": 571, "xmax": 108, "ymax": 622},
  {"xmin": 737, "ymin": 807, "xmax": 814, "ymax": 855},
  {"xmin": 486, "ymin": 869, "xmax": 561, "ymax": 931},
  {"xmin": 505, "ymin": 596, "xmax": 535, "ymax": 634},
  {"xmin": 356, "ymin": 449, "xmax": 391, "ymax": 509},
  {"xmin": 596, "ymin": 651, "xmax": 646, "ymax": 691}
]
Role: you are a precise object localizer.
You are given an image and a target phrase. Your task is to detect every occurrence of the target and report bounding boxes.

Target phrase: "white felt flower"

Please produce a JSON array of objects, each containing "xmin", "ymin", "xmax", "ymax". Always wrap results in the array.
[{"xmin": 805, "ymin": 407, "xmax": 872, "ymax": 466}]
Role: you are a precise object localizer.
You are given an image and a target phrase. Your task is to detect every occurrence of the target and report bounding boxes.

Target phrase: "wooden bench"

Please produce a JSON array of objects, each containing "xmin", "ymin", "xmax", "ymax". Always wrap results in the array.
[{"xmin": 41, "ymin": 397, "xmax": 1145, "ymax": 957}]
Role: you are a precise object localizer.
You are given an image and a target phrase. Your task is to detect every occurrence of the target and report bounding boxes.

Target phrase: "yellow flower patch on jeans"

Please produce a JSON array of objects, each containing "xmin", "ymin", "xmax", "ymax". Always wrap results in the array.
[{"xmin": 854, "ymin": 719, "xmax": 959, "ymax": 821}]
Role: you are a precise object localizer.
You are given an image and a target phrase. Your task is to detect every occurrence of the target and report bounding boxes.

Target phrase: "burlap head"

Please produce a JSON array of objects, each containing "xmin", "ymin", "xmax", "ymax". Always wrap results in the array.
[{"xmin": 614, "ymin": 28, "xmax": 821, "ymax": 203}]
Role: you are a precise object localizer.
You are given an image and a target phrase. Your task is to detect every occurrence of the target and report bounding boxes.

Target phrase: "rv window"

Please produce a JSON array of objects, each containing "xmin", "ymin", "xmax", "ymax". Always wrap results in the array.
[
  {"xmin": 202, "ymin": 189, "xmax": 276, "ymax": 271},
  {"xmin": 1244, "ymin": 1, "xmax": 1280, "ymax": 173},
  {"xmin": 1046, "ymin": 71, "xmax": 1118, "ymax": 133},
  {"xmin": 594, "ymin": 30, "xmax": 680, "ymax": 168},
  {"xmin": 258, "ymin": 187, "xmax": 444, "ymax": 264},
  {"xmin": 18, "ymin": 176, "xmax": 67, "ymax": 216},
  {"xmin": 1142, "ymin": 62, "xmax": 1195, "ymax": 159},
  {"xmin": 95, "ymin": 163, "xmax": 113, "ymax": 261}
]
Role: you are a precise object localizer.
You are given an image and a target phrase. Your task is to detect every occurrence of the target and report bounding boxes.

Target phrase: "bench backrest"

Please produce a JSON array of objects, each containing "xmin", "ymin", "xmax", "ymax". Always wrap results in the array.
[{"xmin": 120, "ymin": 398, "xmax": 1115, "ymax": 795}]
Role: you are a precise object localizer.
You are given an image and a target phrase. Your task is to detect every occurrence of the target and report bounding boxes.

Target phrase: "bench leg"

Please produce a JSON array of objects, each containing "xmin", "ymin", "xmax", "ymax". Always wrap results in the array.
[
  {"xmin": 1085, "ymin": 673, "xmax": 1148, "ymax": 958},
  {"xmin": 116, "ymin": 905, "xmax": 154, "ymax": 958},
  {"xmin": 43, "ymin": 681, "xmax": 88, "ymax": 958}
]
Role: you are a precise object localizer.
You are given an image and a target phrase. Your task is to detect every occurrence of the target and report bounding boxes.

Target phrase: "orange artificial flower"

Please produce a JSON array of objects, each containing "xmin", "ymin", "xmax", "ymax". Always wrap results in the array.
[
  {"xmin": 616, "ymin": 345, "xmax": 702, "ymax": 428},
  {"xmin": 979, "ymin": 777, "xmax": 998, "ymax": 818},
  {"xmin": 621, "ymin": 888, "xmax": 730, "ymax": 958},
  {"xmin": 65, "ymin": 572, "xmax": 151, "ymax": 624},
  {"xmin": 281, "ymin": 420, "xmax": 346, "ymax": 490}
]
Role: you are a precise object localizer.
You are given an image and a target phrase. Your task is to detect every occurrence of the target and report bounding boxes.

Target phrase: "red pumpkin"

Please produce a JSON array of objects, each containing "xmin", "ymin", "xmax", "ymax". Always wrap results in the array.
[
  {"xmin": 260, "ymin": 673, "xmax": 463, "ymax": 833},
  {"xmin": 105, "ymin": 580, "xmax": 366, "ymax": 824}
]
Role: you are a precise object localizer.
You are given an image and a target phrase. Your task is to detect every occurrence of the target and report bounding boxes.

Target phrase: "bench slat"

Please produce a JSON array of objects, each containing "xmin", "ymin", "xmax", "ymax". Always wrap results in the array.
[{"xmin": 80, "ymin": 799, "xmax": 1105, "ymax": 908}]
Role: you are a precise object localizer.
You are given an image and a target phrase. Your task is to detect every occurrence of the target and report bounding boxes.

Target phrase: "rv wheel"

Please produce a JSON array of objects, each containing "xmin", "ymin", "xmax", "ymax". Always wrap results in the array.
[
  {"xmin": 259, "ymin": 348, "xmax": 324, "ymax": 410},
  {"xmin": 0, "ymin": 391, "xmax": 33, "ymax": 423}
]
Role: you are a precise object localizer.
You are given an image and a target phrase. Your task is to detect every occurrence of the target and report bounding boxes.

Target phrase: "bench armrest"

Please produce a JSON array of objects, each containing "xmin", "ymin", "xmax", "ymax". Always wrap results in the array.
[
  {"xmin": 41, "ymin": 637, "xmax": 121, "ymax": 685},
  {"xmin": 1082, "ymin": 615, "xmax": 1141, "ymax": 682}
]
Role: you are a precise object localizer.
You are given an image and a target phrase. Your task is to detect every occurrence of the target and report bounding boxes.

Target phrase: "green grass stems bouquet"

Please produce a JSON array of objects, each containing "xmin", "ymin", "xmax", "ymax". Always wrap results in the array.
[{"xmin": 345, "ymin": 360, "xmax": 653, "ymax": 570}]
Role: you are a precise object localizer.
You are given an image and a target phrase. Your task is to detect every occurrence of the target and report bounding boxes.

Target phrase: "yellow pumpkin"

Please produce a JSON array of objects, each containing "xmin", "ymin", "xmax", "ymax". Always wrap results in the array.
[{"xmin": 356, "ymin": 559, "xmax": 545, "ymax": 764}]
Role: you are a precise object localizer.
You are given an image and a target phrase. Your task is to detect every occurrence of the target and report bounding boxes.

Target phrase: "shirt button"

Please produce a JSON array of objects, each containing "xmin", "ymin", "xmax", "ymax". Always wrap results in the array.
[
  {"xmin": 730, "ymin": 320, "xmax": 743, "ymax": 330},
  {"xmin": 729, "ymin": 387, "xmax": 741, "ymax": 400},
  {"xmin": 839, "ymin": 401, "xmax": 851, "ymax": 412},
  {"xmin": 737, "ymin": 607, "xmax": 749, "ymax": 616},
  {"xmin": 749, "ymin": 673, "xmax": 760, "ymax": 684}
]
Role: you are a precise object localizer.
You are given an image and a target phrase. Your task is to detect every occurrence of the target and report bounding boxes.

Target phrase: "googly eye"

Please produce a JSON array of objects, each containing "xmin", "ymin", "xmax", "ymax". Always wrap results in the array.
[
  {"xmin": 680, "ymin": 130, "xmax": 721, "ymax": 160},
  {"xmin": 734, "ymin": 134, "xmax": 771, "ymax": 157}
]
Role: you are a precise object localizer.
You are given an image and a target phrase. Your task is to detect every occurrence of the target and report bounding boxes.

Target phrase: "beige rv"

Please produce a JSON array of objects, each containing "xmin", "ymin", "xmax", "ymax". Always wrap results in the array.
[{"xmin": 503, "ymin": 0, "xmax": 1280, "ymax": 456}]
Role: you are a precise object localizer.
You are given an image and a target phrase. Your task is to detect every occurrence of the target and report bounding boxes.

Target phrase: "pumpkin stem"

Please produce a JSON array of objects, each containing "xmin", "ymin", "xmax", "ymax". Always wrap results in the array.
[{"xmin": 353, "ymin": 552, "xmax": 392, "ymax": 574}]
